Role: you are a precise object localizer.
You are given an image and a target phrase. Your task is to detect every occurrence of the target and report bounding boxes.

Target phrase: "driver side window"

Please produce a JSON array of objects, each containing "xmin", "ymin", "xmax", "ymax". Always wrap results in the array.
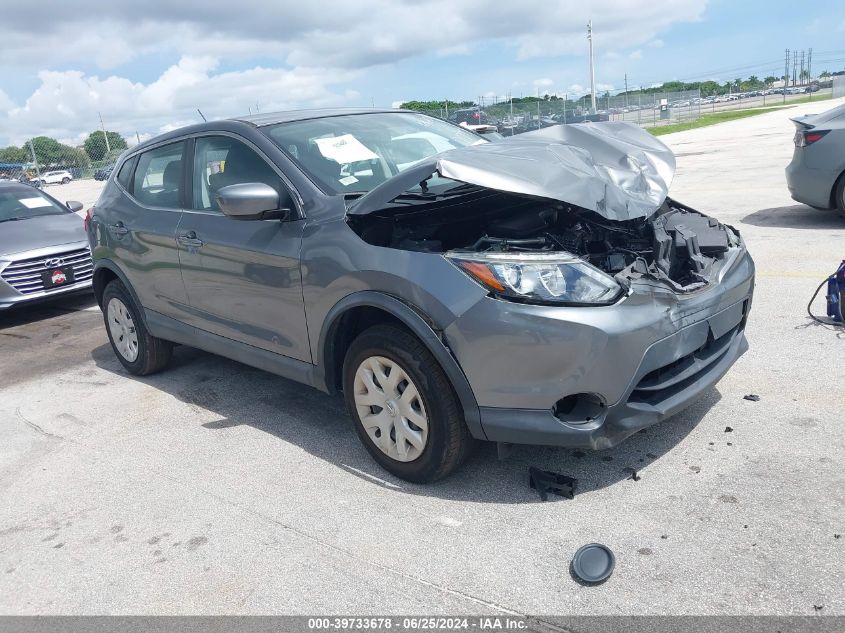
[{"xmin": 192, "ymin": 136, "xmax": 283, "ymax": 212}]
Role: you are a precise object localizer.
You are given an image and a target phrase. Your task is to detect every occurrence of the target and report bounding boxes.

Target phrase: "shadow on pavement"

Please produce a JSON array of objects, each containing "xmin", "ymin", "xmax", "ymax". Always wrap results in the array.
[
  {"xmin": 0, "ymin": 292, "xmax": 97, "ymax": 330},
  {"xmin": 741, "ymin": 204, "xmax": 844, "ymax": 229},
  {"xmin": 92, "ymin": 342, "xmax": 717, "ymax": 504}
]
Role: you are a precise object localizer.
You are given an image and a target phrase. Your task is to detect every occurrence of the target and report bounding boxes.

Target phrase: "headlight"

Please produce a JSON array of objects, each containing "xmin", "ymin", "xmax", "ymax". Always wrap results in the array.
[{"xmin": 446, "ymin": 251, "xmax": 622, "ymax": 305}]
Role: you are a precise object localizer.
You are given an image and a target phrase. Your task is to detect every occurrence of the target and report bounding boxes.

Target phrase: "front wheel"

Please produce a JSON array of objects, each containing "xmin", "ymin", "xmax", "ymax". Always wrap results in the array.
[
  {"xmin": 343, "ymin": 324, "xmax": 474, "ymax": 483},
  {"xmin": 102, "ymin": 280, "xmax": 172, "ymax": 375},
  {"xmin": 61, "ymin": 177, "xmax": 70, "ymax": 184}
]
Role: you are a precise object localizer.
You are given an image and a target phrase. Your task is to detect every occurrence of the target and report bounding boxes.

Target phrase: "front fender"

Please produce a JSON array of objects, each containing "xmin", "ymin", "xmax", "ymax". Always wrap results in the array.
[{"xmin": 315, "ymin": 290, "xmax": 486, "ymax": 441}]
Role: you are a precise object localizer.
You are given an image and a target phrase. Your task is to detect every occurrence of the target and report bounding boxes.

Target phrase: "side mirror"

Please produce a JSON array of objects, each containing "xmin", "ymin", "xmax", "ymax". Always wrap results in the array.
[
  {"xmin": 216, "ymin": 183, "xmax": 292, "ymax": 221},
  {"xmin": 66, "ymin": 200, "xmax": 83, "ymax": 212}
]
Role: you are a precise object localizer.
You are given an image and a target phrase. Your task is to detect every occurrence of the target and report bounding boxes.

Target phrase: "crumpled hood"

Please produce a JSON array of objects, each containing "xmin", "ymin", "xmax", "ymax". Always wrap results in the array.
[{"xmin": 349, "ymin": 121, "xmax": 676, "ymax": 221}]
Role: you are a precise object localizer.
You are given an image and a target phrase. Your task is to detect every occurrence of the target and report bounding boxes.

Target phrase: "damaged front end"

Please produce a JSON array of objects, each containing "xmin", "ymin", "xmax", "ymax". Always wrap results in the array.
[{"xmin": 347, "ymin": 122, "xmax": 744, "ymax": 302}]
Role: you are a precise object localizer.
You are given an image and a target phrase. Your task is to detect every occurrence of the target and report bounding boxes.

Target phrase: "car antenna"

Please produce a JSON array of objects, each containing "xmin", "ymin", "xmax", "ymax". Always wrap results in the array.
[{"xmin": 197, "ymin": 108, "xmax": 207, "ymax": 122}]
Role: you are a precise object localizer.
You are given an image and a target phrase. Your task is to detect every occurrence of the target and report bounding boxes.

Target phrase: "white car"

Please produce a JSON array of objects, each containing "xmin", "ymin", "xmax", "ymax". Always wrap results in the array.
[{"xmin": 38, "ymin": 170, "xmax": 73, "ymax": 185}]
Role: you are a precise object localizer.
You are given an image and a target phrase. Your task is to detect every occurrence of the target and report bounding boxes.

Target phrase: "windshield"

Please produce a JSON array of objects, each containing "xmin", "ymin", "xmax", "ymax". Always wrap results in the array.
[
  {"xmin": 263, "ymin": 112, "xmax": 484, "ymax": 195},
  {"xmin": 0, "ymin": 188, "xmax": 69, "ymax": 222}
]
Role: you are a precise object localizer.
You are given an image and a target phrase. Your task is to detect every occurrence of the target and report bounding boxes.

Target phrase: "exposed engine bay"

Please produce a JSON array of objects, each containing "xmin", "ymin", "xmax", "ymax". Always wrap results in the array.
[{"xmin": 349, "ymin": 186, "xmax": 742, "ymax": 293}]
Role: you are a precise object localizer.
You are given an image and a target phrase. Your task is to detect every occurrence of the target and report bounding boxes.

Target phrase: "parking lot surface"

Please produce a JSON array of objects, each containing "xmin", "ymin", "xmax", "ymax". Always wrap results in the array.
[{"xmin": 1, "ymin": 100, "xmax": 844, "ymax": 615}]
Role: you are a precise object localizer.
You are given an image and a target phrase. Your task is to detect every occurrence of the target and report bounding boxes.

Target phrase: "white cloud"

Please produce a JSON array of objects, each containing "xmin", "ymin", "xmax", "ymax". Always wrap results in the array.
[
  {"xmin": 568, "ymin": 84, "xmax": 586, "ymax": 95},
  {"xmin": 533, "ymin": 78, "xmax": 555, "ymax": 88},
  {"xmin": 629, "ymin": 50, "xmax": 643, "ymax": 60},
  {"xmin": 0, "ymin": 1, "xmax": 707, "ymax": 71},
  {"xmin": 0, "ymin": 0, "xmax": 708, "ymax": 143},
  {"xmin": 596, "ymin": 83, "xmax": 616, "ymax": 92},
  {"xmin": 0, "ymin": 57, "xmax": 359, "ymax": 145},
  {"xmin": 648, "ymin": 39, "xmax": 665, "ymax": 48}
]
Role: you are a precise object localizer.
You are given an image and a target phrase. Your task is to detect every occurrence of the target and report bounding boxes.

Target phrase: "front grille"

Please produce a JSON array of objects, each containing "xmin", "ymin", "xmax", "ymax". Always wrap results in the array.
[
  {"xmin": 1, "ymin": 246, "xmax": 93, "ymax": 295},
  {"xmin": 628, "ymin": 323, "xmax": 741, "ymax": 406}
]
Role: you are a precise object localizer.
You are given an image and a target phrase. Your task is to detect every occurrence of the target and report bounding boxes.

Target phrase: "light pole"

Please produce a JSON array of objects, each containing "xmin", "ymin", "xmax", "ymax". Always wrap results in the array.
[{"xmin": 587, "ymin": 20, "xmax": 597, "ymax": 114}]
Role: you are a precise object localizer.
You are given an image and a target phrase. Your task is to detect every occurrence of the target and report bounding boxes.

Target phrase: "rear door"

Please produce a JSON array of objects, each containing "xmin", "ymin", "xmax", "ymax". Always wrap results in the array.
[
  {"xmin": 107, "ymin": 141, "xmax": 190, "ymax": 319},
  {"xmin": 177, "ymin": 134, "xmax": 310, "ymax": 362}
]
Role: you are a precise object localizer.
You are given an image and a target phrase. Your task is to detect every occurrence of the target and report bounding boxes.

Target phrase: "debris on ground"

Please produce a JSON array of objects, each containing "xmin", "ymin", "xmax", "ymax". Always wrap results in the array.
[
  {"xmin": 835, "ymin": 534, "xmax": 841, "ymax": 539},
  {"xmin": 725, "ymin": 426, "xmax": 733, "ymax": 432},
  {"xmin": 813, "ymin": 605, "xmax": 824, "ymax": 612},
  {"xmin": 624, "ymin": 467, "xmax": 641, "ymax": 481},
  {"xmin": 528, "ymin": 467, "xmax": 577, "ymax": 501},
  {"xmin": 571, "ymin": 543, "xmax": 615, "ymax": 585},
  {"xmin": 743, "ymin": 394, "xmax": 761, "ymax": 402}
]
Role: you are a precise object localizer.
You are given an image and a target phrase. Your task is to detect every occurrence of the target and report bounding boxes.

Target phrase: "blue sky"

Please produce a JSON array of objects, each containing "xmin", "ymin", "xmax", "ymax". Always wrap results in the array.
[{"xmin": 1, "ymin": 0, "xmax": 843, "ymax": 145}]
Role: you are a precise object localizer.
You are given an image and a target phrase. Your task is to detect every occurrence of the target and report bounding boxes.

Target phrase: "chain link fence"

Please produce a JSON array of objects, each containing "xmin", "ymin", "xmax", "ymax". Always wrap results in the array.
[
  {"xmin": 415, "ymin": 90, "xmax": 703, "ymax": 135},
  {"xmin": 0, "ymin": 131, "xmax": 126, "ymax": 189}
]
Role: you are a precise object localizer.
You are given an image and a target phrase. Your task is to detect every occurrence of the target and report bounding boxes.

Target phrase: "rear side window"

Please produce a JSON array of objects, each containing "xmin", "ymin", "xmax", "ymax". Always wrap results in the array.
[
  {"xmin": 116, "ymin": 157, "xmax": 135, "ymax": 189},
  {"xmin": 132, "ymin": 142, "xmax": 185, "ymax": 209}
]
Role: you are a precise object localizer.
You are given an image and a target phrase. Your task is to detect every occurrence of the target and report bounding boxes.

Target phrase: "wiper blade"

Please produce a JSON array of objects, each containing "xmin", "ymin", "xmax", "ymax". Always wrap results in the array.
[
  {"xmin": 0, "ymin": 217, "xmax": 28, "ymax": 223},
  {"xmin": 393, "ymin": 184, "xmax": 483, "ymax": 202}
]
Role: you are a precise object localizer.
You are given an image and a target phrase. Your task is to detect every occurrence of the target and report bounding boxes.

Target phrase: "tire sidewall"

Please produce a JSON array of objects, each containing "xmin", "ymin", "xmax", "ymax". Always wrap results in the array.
[{"xmin": 343, "ymin": 328, "xmax": 456, "ymax": 482}]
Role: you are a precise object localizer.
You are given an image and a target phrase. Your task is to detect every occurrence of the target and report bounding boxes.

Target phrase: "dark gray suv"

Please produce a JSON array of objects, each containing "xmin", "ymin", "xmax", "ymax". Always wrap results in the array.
[{"xmin": 88, "ymin": 108, "xmax": 754, "ymax": 482}]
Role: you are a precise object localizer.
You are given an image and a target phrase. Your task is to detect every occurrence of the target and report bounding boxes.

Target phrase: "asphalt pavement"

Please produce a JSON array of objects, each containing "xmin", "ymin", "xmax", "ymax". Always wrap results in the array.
[{"xmin": 1, "ymin": 99, "xmax": 844, "ymax": 615}]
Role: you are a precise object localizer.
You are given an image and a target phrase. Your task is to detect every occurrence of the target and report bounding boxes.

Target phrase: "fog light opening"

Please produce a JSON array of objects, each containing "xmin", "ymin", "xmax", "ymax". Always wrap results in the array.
[{"xmin": 553, "ymin": 393, "xmax": 606, "ymax": 425}]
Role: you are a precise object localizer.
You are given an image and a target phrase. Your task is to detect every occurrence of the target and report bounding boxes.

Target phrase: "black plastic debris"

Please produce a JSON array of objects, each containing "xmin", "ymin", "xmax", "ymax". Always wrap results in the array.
[
  {"xmin": 814, "ymin": 605, "xmax": 824, "ymax": 612},
  {"xmin": 623, "ymin": 467, "xmax": 641, "ymax": 482},
  {"xmin": 743, "ymin": 394, "xmax": 761, "ymax": 402},
  {"xmin": 835, "ymin": 534, "xmax": 841, "ymax": 539},
  {"xmin": 571, "ymin": 543, "xmax": 616, "ymax": 584},
  {"xmin": 725, "ymin": 426, "xmax": 734, "ymax": 433},
  {"xmin": 529, "ymin": 467, "xmax": 577, "ymax": 501}
]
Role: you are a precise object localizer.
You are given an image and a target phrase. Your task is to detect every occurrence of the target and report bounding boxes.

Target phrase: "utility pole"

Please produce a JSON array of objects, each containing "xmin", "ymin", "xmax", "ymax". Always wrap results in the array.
[
  {"xmin": 792, "ymin": 50, "xmax": 798, "ymax": 87},
  {"xmin": 135, "ymin": 132, "xmax": 141, "ymax": 145},
  {"xmin": 27, "ymin": 140, "xmax": 42, "ymax": 182},
  {"xmin": 808, "ymin": 48, "xmax": 813, "ymax": 100},
  {"xmin": 784, "ymin": 49, "xmax": 790, "ymax": 103},
  {"xmin": 587, "ymin": 20, "xmax": 597, "ymax": 114},
  {"xmin": 800, "ymin": 50, "xmax": 805, "ymax": 86},
  {"xmin": 808, "ymin": 48, "xmax": 813, "ymax": 83},
  {"xmin": 98, "ymin": 111, "xmax": 111, "ymax": 154},
  {"xmin": 624, "ymin": 73, "xmax": 628, "ymax": 110}
]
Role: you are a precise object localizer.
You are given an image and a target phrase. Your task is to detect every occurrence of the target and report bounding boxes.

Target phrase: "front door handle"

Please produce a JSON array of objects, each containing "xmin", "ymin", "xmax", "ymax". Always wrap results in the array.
[
  {"xmin": 177, "ymin": 230, "xmax": 204, "ymax": 248},
  {"xmin": 108, "ymin": 221, "xmax": 129, "ymax": 237}
]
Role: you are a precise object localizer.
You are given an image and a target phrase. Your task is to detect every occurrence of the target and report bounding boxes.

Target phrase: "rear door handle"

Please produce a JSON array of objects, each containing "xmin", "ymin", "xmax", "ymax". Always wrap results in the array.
[
  {"xmin": 177, "ymin": 230, "xmax": 204, "ymax": 248},
  {"xmin": 109, "ymin": 221, "xmax": 129, "ymax": 237}
]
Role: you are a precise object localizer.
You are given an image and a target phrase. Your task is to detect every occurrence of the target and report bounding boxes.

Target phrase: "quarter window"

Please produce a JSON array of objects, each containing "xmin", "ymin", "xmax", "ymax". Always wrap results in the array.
[
  {"xmin": 192, "ymin": 136, "xmax": 283, "ymax": 212},
  {"xmin": 132, "ymin": 142, "xmax": 185, "ymax": 209}
]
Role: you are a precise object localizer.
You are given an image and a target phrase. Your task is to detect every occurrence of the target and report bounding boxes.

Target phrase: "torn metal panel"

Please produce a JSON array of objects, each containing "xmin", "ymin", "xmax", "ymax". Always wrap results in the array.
[{"xmin": 349, "ymin": 121, "xmax": 676, "ymax": 221}]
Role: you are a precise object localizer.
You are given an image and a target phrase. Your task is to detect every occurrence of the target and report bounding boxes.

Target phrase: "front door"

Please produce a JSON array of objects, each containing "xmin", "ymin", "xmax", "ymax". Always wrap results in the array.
[{"xmin": 177, "ymin": 134, "xmax": 310, "ymax": 363}]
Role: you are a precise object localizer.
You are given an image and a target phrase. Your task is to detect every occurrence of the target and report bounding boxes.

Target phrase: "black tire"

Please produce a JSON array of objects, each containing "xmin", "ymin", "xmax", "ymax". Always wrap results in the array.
[
  {"xmin": 342, "ymin": 324, "xmax": 474, "ymax": 483},
  {"xmin": 61, "ymin": 177, "xmax": 70, "ymax": 184},
  {"xmin": 101, "ymin": 279, "xmax": 172, "ymax": 375},
  {"xmin": 835, "ymin": 172, "xmax": 845, "ymax": 215}
]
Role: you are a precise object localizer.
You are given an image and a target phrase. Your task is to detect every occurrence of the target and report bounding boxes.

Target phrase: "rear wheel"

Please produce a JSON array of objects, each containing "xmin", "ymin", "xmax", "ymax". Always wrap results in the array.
[
  {"xmin": 102, "ymin": 280, "xmax": 172, "ymax": 375},
  {"xmin": 61, "ymin": 177, "xmax": 70, "ymax": 184},
  {"xmin": 835, "ymin": 172, "xmax": 845, "ymax": 216},
  {"xmin": 342, "ymin": 324, "xmax": 473, "ymax": 483}
]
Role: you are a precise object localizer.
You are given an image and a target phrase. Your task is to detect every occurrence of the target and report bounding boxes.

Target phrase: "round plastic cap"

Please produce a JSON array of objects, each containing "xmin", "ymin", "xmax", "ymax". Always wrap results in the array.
[{"xmin": 571, "ymin": 543, "xmax": 615, "ymax": 584}]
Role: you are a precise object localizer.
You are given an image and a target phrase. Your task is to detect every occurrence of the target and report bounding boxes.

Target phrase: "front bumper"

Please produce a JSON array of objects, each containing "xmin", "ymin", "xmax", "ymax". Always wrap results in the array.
[{"xmin": 444, "ymin": 249, "xmax": 755, "ymax": 448}]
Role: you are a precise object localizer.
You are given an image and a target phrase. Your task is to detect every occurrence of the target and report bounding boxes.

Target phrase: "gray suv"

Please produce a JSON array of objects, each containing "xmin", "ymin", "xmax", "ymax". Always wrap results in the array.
[{"xmin": 88, "ymin": 109, "xmax": 754, "ymax": 482}]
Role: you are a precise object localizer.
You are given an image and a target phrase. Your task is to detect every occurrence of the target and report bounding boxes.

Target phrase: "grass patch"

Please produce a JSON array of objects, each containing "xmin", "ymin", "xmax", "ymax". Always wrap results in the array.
[
  {"xmin": 650, "ymin": 107, "xmax": 785, "ymax": 136},
  {"xmin": 650, "ymin": 94, "xmax": 833, "ymax": 136}
]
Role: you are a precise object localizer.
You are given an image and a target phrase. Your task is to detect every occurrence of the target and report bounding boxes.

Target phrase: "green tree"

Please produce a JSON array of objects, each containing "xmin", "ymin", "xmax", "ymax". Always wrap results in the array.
[
  {"xmin": 763, "ymin": 76, "xmax": 778, "ymax": 85},
  {"xmin": 0, "ymin": 145, "xmax": 29, "ymax": 163},
  {"xmin": 28, "ymin": 136, "xmax": 89, "ymax": 169},
  {"xmin": 83, "ymin": 130, "xmax": 127, "ymax": 161}
]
